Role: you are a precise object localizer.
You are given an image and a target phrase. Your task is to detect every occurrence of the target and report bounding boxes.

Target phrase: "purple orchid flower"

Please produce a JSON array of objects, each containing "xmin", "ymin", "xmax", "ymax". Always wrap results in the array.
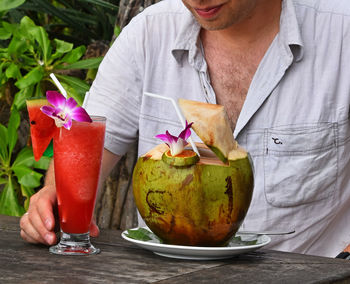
[
  {"xmin": 41, "ymin": 91, "xmax": 92, "ymax": 130},
  {"xmin": 155, "ymin": 121, "xmax": 193, "ymax": 156}
]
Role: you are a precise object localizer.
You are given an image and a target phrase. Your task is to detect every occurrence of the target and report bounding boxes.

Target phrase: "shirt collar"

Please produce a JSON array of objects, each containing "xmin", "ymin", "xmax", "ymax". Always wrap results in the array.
[
  {"xmin": 171, "ymin": 6, "xmax": 202, "ymax": 69},
  {"xmin": 278, "ymin": 0, "xmax": 304, "ymax": 62},
  {"xmin": 171, "ymin": 0, "xmax": 304, "ymax": 65}
]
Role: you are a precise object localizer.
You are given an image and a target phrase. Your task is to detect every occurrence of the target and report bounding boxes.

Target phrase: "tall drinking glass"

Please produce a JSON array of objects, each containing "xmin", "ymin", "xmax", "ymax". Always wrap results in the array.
[{"xmin": 49, "ymin": 116, "xmax": 106, "ymax": 255}]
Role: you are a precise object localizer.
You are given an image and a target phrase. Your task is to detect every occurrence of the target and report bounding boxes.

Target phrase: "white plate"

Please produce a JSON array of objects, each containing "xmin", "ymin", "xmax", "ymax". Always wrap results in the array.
[{"xmin": 121, "ymin": 227, "xmax": 271, "ymax": 260}]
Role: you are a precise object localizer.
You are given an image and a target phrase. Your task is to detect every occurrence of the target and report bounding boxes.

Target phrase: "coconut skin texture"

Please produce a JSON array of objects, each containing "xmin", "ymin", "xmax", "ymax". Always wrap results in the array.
[{"xmin": 132, "ymin": 143, "xmax": 254, "ymax": 246}]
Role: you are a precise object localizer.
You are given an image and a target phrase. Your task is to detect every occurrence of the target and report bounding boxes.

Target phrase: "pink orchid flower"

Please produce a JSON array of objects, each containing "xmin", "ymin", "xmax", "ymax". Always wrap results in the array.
[
  {"xmin": 41, "ymin": 91, "xmax": 92, "ymax": 130},
  {"xmin": 155, "ymin": 121, "xmax": 193, "ymax": 156}
]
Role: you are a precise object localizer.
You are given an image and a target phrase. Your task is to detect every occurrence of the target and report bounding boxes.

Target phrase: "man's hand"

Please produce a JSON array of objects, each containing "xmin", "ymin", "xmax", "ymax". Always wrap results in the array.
[
  {"xmin": 20, "ymin": 184, "xmax": 58, "ymax": 245},
  {"xmin": 19, "ymin": 149, "xmax": 119, "ymax": 245},
  {"xmin": 20, "ymin": 185, "xmax": 100, "ymax": 245}
]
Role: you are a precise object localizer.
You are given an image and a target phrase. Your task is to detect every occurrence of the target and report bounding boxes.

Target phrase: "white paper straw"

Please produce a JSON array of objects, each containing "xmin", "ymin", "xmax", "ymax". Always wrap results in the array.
[
  {"xmin": 144, "ymin": 92, "xmax": 200, "ymax": 156},
  {"xmin": 50, "ymin": 73, "xmax": 68, "ymax": 98}
]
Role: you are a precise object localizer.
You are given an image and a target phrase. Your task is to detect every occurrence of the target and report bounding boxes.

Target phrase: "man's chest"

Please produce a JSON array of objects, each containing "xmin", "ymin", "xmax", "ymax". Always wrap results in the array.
[{"xmin": 204, "ymin": 47, "xmax": 261, "ymax": 130}]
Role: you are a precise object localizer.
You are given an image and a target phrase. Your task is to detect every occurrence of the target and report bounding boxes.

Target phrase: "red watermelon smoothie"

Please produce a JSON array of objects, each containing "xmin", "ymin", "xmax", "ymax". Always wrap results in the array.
[{"xmin": 51, "ymin": 116, "xmax": 105, "ymax": 255}]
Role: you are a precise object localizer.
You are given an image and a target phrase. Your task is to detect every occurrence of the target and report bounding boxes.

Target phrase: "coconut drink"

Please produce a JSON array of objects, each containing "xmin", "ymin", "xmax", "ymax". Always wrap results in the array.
[{"xmin": 132, "ymin": 99, "xmax": 254, "ymax": 246}]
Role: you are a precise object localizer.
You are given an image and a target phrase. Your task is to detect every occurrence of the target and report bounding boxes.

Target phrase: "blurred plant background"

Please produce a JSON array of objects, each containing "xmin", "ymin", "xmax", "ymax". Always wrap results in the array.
[{"xmin": 0, "ymin": 0, "xmax": 120, "ymax": 216}]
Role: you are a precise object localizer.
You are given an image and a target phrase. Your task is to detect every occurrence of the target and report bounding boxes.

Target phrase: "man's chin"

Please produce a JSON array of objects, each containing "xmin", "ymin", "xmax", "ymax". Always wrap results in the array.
[
  {"xmin": 192, "ymin": 13, "xmax": 243, "ymax": 31},
  {"xmin": 197, "ymin": 20, "xmax": 234, "ymax": 31}
]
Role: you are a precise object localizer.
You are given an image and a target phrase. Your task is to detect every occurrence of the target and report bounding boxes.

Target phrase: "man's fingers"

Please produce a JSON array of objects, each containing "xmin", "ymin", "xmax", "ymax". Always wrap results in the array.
[
  {"xmin": 20, "ymin": 215, "xmax": 38, "ymax": 244},
  {"xmin": 31, "ymin": 210, "xmax": 56, "ymax": 245},
  {"xmin": 89, "ymin": 219, "xmax": 100, "ymax": 237},
  {"xmin": 20, "ymin": 212, "xmax": 47, "ymax": 244},
  {"xmin": 20, "ymin": 207, "xmax": 57, "ymax": 245},
  {"xmin": 36, "ymin": 199, "xmax": 55, "ymax": 231},
  {"xmin": 20, "ymin": 229, "xmax": 40, "ymax": 244},
  {"xmin": 20, "ymin": 184, "xmax": 59, "ymax": 245}
]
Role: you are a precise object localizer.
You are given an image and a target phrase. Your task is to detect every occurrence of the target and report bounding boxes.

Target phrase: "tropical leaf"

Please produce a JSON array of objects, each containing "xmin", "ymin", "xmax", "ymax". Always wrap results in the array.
[
  {"xmin": 33, "ymin": 155, "xmax": 51, "ymax": 170},
  {"xmin": 51, "ymin": 39, "xmax": 73, "ymax": 60},
  {"xmin": 15, "ymin": 66, "xmax": 45, "ymax": 89},
  {"xmin": 55, "ymin": 74, "xmax": 90, "ymax": 105},
  {"xmin": 7, "ymin": 36, "xmax": 28, "ymax": 57},
  {"xmin": 33, "ymin": 81, "xmax": 44, "ymax": 97},
  {"xmin": 12, "ymin": 165, "xmax": 42, "ymax": 188},
  {"xmin": 12, "ymin": 147, "xmax": 34, "ymax": 168},
  {"xmin": 0, "ymin": 0, "xmax": 26, "ymax": 12},
  {"xmin": 0, "ymin": 61, "xmax": 10, "ymax": 74},
  {"xmin": 0, "ymin": 27, "xmax": 11, "ymax": 40},
  {"xmin": 19, "ymin": 15, "xmax": 36, "ymax": 29},
  {"xmin": 114, "ymin": 25, "xmax": 121, "ymax": 38},
  {"xmin": 5, "ymin": 63, "xmax": 21, "ymax": 79},
  {"xmin": 30, "ymin": 26, "xmax": 51, "ymax": 64},
  {"xmin": 55, "ymin": 8, "xmax": 97, "ymax": 25},
  {"xmin": 126, "ymin": 228, "xmax": 153, "ymax": 241},
  {"xmin": 12, "ymin": 85, "xmax": 35, "ymax": 110},
  {"xmin": 83, "ymin": 0, "xmax": 118, "ymax": 10},
  {"xmin": 60, "ymin": 46, "xmax": 86, "ymax": 64},
  {"xmin": 2, "ymin": 21, "xmax": 16, "ymax": 34},
  {"xmin": 7, "ymin": 106, "xmax": 20, "ymax": 154},
  {"xmin": 1, "ymin": 21, "xmax": 18, "ymax": 35},
  {"xmin": 20, "ymin": 185, "xmax": 35, "ymax": 211},
  {"xmin": 125, "ymin": 228, "xmax": 163, "ymax": 243},
  {"xmin": 57, "ymin": 57, "xmax": 103, "ymax": 70},
  {"xmin": 0, "ymin": 177, "xmax": 25, "ymax": 217},
  {"xmin": 23, "ymin": 0, "xmax": 91, "ymax": 35},
  {"xmin": 54, "ymin": 38, "xmax": 73, "ymax": 53},
  {"xmin": 18, "ymin": 15, "xmax": 36, "ymax": 41},
  {"xmin": 0, "ymin": 124, "xmax": 8, "ymax": 162},
  {"xmin": 229, "ymin": 236, "xmax": 258, "ymax": 246},
  {"xmin": 13, "ymin": 0, "xmax": 120, "ymax": 45}
]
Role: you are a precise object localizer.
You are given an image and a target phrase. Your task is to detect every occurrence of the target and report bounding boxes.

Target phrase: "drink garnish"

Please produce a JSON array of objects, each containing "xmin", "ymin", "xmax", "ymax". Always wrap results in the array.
[
  {"xmin": 125, "ymin": 228, "xmax": 163, "ymax": 243},
  {"xmin": 40, "ymin": 91, "xmax": 92, "ymax": 130},
  {"xmin": 155, "ymin": 121, "xmax": 193, "ymax": 156},
  {"xmin": 26, "ymin": 98, "xmax": 56, "ymax": 161}
]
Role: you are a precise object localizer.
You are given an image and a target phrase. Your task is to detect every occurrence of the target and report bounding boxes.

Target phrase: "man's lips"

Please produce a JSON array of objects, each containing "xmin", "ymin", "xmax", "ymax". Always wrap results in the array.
[{"xmin": 194, "ymin": 4, "xmax": 223, "ymax": 19}]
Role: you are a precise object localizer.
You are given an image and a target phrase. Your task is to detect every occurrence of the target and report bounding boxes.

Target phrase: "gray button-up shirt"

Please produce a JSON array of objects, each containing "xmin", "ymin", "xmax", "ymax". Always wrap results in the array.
[{"xmin": 84, "ymin": 0, "xmax": 350, "ymax": 257}]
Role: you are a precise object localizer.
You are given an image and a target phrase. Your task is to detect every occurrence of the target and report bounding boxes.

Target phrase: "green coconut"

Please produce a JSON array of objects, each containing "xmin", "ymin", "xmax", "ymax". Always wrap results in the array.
[
  {"xmin": 133, "ymin": 100, "xmax": 254, "ymax": 246},
  {"xmin": 162, "ymin": 149, "xmax": 199, "ymax": 166}
]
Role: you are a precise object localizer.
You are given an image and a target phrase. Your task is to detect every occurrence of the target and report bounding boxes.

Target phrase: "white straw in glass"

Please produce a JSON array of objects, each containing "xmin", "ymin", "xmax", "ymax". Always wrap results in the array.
[
  {"xmin": 144, "ymin": 92, "xmax": 200, "ymax": 156},
  {"xmin": 50, "ymin": 73, "xmax": 68, "ymax": 98}
]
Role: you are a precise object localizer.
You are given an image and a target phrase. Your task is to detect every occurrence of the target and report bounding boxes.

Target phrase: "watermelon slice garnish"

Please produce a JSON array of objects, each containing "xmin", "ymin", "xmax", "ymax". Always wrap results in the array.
[{"xmin": 26, "ymin": 98, "xmax": 57, "ymax": 161}]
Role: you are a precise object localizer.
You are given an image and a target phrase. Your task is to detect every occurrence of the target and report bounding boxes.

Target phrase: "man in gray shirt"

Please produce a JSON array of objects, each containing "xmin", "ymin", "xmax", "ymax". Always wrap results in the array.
[{"xmin": 20, "ymin": 0, "xmax": 350, "ymax": 257}]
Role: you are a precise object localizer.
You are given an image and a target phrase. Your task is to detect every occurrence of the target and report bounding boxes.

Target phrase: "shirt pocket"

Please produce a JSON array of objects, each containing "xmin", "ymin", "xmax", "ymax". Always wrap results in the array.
[{"xmin": 263, "ymin": 123, "xmax": 338, "ymax": 207}]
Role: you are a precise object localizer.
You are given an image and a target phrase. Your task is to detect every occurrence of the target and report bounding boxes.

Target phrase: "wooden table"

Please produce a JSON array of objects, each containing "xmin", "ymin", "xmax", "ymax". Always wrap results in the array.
[{"xmin": 1, "ymin": 215, "xmax": 350, "ymax": 283}]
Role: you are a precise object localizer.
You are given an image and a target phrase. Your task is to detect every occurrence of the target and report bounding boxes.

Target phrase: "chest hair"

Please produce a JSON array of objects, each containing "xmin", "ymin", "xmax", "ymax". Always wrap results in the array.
[{"xmin": 203, "ymin": 44, "xmax": 263, "ymax": 131}]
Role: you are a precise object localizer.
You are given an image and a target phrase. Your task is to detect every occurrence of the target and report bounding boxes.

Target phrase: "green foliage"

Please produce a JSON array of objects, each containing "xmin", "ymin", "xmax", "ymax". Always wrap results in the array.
[
  {"xmin": 0, "ymin": 1, "xmax": 113, "ymax": 216},
  {"xmin": 0, "ymin": 16, "xmax": 103, "ymax": 110},
  {"xmin": 0, "ymin": 106, "xmax": 51, "ymax": 216},
  {"xmin": 0, "ymin": 0, "xmax": 26, "ymax": 12},
  {"xmin": 126, "ymin": 228, "xmax": 163, "ymax": 243},
  {"xmin": 14, "ymin": 0, "xmax": 120, "ymax": 46}
]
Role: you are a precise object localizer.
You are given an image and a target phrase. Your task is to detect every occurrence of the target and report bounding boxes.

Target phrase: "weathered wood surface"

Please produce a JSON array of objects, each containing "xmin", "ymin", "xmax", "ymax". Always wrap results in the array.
[{"xmin": 2, "ymin": 215, "xmax": 350, "ymax": 284}]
